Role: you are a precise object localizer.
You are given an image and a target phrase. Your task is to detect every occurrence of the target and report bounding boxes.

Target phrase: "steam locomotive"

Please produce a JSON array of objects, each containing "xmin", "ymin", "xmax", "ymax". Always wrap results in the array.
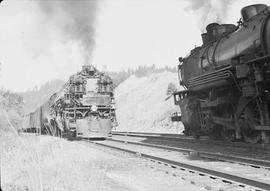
[
  {"xmin": 28, "ymin": 65, "xmax": 117, "ymax": 139},
  {"xmin": 173, "ymin": 4, "xmax": 270, "ymax": 143}
]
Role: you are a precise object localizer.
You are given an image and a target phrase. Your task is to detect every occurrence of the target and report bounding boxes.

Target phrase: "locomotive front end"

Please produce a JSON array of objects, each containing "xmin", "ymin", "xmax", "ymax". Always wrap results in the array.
[
  {"xmin": 175, "ymin": 4, "xmax": 270, "ymax": 143},
  {"xmin": 70, "ymin": 65, "xmax": 117, "ymax": 138}
]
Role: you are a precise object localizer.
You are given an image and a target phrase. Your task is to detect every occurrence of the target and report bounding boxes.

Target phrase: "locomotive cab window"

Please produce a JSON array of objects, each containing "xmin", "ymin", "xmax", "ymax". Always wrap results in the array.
[
  {"xmin": 173, "ymin": 93, "xmax": 181, "ymax": 105},
  {"xmin": 174, "ymin": 94, "xmax": 180, "ymax": 101}
]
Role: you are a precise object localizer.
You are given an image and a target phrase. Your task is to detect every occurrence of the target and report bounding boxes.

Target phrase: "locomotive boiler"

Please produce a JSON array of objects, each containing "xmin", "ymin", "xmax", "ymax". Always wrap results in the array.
[
  {"xmin": 29, "ymin": 65, "xmax": 117, "ymax": 139},
  {"xmin": 173, "ymin": 4, "xmax": 270, "ymax": 143}
]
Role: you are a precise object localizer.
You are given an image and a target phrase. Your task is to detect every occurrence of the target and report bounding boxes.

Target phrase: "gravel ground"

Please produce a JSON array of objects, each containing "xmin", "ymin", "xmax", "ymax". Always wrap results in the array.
[
  {"xmin": 98, "ymin": 139, "xmax": 270, "ymax": 190},
  {"xmin": 0, "ymin": 133, "xmax": 206, "ymax": 191}
]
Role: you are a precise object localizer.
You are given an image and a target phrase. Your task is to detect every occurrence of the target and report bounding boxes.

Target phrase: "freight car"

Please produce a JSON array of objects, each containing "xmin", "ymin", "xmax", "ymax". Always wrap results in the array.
[
  {"xmin": 173, "ymin": 4, "xmax": 270, "ymax": 143},
  {"xmin": 28, "ymin": 65, "xmax": 117, "ymax": 139}
]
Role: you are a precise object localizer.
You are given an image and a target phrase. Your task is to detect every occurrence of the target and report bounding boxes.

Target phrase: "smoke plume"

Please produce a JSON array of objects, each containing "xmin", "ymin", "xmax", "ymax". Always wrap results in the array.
[
  {"xmin": 37, "ymin": 0, "xmax": 98, "ymax": 64},
  {"xmin": 185, "ymin": 0, "xmax": 235, "ymax": 31}
]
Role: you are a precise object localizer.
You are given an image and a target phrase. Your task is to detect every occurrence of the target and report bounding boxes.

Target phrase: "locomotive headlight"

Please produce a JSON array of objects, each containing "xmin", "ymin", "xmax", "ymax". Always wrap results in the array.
[{"xmin": 91, "ymin": 105, "xmax": 97, "ymax": 111}]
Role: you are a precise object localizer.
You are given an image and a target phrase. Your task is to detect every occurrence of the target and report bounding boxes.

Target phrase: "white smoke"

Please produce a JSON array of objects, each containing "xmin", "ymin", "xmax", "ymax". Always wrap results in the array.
[{"xmin": 185, "ymin": 0, "xmax": 235, "ymax": 31}]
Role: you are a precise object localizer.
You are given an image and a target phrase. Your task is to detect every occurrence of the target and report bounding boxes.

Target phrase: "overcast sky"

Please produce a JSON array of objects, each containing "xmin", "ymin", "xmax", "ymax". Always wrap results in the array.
[{"xmin": 0, "ymin": 0, "xmax": 269, "ymax": 92}]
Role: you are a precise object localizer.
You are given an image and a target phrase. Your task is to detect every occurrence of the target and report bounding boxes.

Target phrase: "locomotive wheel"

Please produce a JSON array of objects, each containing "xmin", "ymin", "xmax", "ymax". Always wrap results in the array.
[
  {"xmin": 238, "ymin": 99, "xmax": 262, "ymax": 144},
  {"xmin": 191, "ymin": 132, "xmax": 200, "ymax": 139},
  {"xmin": 183, "ymin": 126, "xmax": 191, "ymax": 136},
  {"xmin": 209, "ymin": 125, "xmax": 222, "ymax": 140},
  {"xmin": 209, "ymin": 124, "xmax": 229, "ymax": 140},
  {"xmin": 224, "ymin": 130, "xmax": 236, "ymax": 142}
]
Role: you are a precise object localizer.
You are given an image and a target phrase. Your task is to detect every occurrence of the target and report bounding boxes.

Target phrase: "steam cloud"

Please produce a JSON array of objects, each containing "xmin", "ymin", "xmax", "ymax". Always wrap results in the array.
[
  {"xmin": 37, "ymin": 0, "xmax": 98, "ymax": 64},
  {"xmin": 185, "ymin": 0, "xmax": 235, "ymax": 31}
]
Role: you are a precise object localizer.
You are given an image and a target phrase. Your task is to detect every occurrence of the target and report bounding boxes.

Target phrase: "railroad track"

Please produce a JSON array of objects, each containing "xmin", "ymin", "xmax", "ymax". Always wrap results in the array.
[
  {"xmin": 112, "ymin": 131, "xmax": 270, "ymax": 151},
  {"xmin": 83, "ymin": 138, "xmax": 270, "ymax": 191},
  {"xmin": 112, "ymin": 131, "xmax": 270, "ymax": 163},
  {"xmin": 108, "ymin": 137, "xmax": 270, "ymax": 169}
]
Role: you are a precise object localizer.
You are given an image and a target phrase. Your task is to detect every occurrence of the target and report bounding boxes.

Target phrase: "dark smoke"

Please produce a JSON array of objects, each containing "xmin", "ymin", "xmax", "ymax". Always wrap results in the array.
[
  {"xmin": 184, "ymin": 0, "xmax": 235, "ymax": 31},
  {"xmin": 37, "ymin": 0, "xmax": 98, "ymax": 64}
]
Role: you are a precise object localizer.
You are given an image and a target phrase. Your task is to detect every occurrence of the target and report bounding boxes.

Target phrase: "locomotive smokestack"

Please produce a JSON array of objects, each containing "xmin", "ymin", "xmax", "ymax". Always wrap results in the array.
[
  {"xmin": 206, "ymin": 23, "xmax": 219, "ymax": 42},
  {"xmin": 201, "ymin": 33, "xmax": 208, "ymax": 45}
]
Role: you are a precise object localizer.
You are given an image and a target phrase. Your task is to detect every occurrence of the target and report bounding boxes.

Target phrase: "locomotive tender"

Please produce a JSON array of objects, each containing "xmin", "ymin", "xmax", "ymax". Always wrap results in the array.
[
  {"xmin": 173, "ymin": 4, "xmax": 270, "ymax": 143},
  {"xmin": 29, "ymin": 65, "xmax": 117, "ymax": 138}
]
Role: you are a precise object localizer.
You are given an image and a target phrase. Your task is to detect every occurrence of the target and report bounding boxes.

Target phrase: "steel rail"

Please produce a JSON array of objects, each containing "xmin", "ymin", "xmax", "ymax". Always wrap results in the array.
[
  {"xmin": 108, "ymin": 137, "xmax": 270, "ymax": 169},
  {"xmin": 112, "ymin": 131, "xmax": 270, "ymax": 151},
  {"xmin": 86, "ymin": 140, "xmax": 270, "ymax": 191}
]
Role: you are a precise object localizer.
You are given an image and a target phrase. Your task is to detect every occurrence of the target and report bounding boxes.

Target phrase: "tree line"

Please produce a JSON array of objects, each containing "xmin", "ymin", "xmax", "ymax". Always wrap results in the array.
[{"xmin": 109, "ymin": 65, "xmax": 177, "ymax": 88}]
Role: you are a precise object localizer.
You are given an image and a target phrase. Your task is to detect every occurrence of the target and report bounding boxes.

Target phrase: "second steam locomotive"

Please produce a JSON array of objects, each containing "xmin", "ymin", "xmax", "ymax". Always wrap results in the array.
[
  {"xmin": 174, "ymin": 4, "xmax": 270, "ymax": 143},
  {"xmin": 29, "ymin": 65, "xmax": 117, "ymax": 139}
]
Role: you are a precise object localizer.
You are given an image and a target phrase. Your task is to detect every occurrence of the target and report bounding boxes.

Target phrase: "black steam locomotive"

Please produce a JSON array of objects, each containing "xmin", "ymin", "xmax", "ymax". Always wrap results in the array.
[
  {"xmin": 28, "ymin": 65, "xmax": 117, "ymax": 139},
  {"xmin": 173, "ymin": 4, "xmax": 270, "ymax": 143}
]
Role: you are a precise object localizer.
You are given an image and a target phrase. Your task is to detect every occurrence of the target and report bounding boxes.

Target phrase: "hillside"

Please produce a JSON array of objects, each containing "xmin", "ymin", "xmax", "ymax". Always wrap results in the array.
[
  {"xmin": 20, "ymin": 79, "xmax": 64, "ymax": 113},
  {"xmin": 114, "ymin": 71, "xmax": 184, "ymax": 133},
  {"xmin": 0, "ymin": 90, "xmax": 24, "ymax": 130},
  {"xmin": 18, "ymin": 70, "xmax": 184, "ymax": 134}
]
